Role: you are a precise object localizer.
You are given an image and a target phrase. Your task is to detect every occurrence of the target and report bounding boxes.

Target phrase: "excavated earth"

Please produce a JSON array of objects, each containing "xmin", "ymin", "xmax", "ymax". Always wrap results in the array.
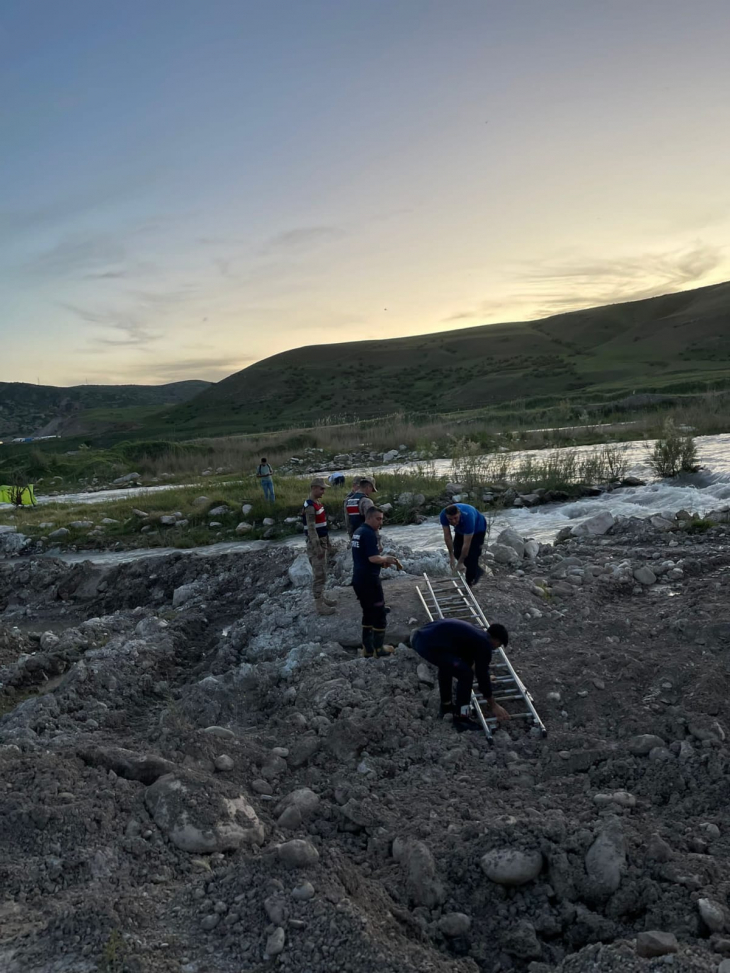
[{"xmin": 0, "ymin": 518, "xmax": 728, "ymax": 973}]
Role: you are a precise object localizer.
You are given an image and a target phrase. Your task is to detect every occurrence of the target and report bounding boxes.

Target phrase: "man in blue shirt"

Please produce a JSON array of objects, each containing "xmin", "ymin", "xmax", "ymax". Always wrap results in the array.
[
  {"xmin": 256, "ymin": 457, "xmax": 275, "ymax": 502},
  {"xmin": 412, "ymin": 618, "xmax": 511, "ymax": 731},
  {"xmin": 440, "ymin": 502, "xmax": 487, "ymax": 586},
  {"xmin": 351, "ymin": 506, "xmax": 399, "ymax": 658}
]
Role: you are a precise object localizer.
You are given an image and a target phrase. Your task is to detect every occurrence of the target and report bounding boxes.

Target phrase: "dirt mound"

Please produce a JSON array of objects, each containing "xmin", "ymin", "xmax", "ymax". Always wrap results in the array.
[{"xmin": 0, "ymin": 525, "xmax": 728, "ymax": 972}]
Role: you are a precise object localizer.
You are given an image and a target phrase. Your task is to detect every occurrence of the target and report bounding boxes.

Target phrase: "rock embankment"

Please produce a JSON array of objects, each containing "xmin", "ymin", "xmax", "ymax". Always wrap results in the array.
[{"xmin": 0, "ymin": 518, "xmax": 728, "ymax": 972}]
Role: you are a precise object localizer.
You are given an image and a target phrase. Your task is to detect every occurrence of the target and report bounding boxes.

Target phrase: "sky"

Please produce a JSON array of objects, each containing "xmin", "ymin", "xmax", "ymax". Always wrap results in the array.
[{"xmin": 1, "ymin": 0, "xmax": 729, "ymax": 387}]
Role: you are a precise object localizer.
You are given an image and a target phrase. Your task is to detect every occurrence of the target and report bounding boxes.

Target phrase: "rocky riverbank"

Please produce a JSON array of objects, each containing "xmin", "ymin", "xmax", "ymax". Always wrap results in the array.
[{"xmin": 0, "ymin": 512, "xmax": 729, "ymax": 973}]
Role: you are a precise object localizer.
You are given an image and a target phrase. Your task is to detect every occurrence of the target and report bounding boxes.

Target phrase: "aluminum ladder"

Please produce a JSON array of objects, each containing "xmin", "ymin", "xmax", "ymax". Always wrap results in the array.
[{"xmin": 415, "ymin": 572, "xmax": 547, "ymax": 741}]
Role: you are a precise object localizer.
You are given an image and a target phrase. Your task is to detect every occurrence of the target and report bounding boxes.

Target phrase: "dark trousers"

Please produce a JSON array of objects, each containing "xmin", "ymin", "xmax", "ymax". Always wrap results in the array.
[
  {"xmin": 352, "ymin": 578, "xmax": 387, "ymax": 630},
  {"xmin": 412, "ymin": 634, "xmax": 474, "ymax": 708},
  {"xmin": 454, "ymin": 530, "xmax": 486, "ymax": 586}
]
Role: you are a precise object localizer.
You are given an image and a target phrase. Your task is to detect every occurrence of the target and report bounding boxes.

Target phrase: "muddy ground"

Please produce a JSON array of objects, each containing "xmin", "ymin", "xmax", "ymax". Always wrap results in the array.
[{"xmin": 0, "ymin": 515, "xmax": 728, "ymax": 973}]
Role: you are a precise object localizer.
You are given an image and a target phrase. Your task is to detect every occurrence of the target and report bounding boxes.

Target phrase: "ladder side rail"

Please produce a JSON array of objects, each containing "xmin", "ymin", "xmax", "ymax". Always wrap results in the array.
[{"xmin": 494, "ymin": 647, "xmax": 547, "ymax": 733}]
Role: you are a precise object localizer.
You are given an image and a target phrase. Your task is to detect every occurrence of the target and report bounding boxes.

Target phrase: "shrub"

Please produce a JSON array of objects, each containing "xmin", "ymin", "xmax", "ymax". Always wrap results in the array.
[{"xmin": 648, "ymin": 420, "xmax": 699, "ymax": 478}]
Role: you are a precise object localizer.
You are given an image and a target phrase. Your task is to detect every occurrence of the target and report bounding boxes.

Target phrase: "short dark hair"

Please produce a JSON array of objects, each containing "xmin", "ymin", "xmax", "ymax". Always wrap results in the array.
[
  {"xmin": 488, "ymin": 623, "xmax": 509, "ymax": 647},
  {"xmin": 261, "ymin": 457, "xmax": 267, "ymax": 463},
  {"xmin": 445, "ymin": 504, "xmax": 459, "ymax": 517},
  {"xmin": 365, "ymin": 505, "xmax": 382, "ymax": 519}
]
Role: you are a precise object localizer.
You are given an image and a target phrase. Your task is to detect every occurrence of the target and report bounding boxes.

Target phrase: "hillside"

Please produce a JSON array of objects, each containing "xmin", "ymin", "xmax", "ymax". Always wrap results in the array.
[
  {"xmin": 0, "ymin": 380, "xmax": 211, "ymax": 440},
  {"xmin": 151, "ymin": 281, "xmax": 730, "ymax": 436}
]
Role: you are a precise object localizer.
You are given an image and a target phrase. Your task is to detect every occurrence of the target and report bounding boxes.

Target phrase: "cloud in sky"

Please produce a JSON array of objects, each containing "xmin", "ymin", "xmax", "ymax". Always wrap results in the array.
[{"xmin": 261, "ymin": 225, "xmax": 346, "ymax": 255}]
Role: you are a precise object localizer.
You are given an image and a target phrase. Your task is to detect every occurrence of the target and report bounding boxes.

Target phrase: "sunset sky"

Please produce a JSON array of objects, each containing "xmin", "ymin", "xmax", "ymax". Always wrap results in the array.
[{"xmin": 1, "ymin": 0, "xmax": 729, "ymax": 387}]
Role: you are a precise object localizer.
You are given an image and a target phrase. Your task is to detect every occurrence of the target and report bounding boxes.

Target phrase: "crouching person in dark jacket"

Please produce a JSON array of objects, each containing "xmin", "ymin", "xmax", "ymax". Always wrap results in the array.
[{"xmin": 411, "ymin": 618, "xmax": 511, "ymax": 731}]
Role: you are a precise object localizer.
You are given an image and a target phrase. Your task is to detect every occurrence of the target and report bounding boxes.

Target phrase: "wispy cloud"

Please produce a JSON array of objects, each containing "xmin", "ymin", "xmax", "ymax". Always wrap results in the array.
[
  {"xmin": 261, "ymin": 225, "xmax": 345, "ymax": 254},
  {"xmin": 444, "ymin": 242, "xmax": 726, "ymax": 326},
  {"xmin": 60, "ymin": 302, "xmax": 160, "ymax": 348},
  {"xmin": 25, "ymin": 233, "xmax": 126, "ymax": 277}
]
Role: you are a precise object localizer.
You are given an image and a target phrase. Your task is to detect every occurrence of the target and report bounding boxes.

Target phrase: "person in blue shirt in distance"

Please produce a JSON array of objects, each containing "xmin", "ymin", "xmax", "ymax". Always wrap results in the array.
[{"xmin": 440, "ymin": 502, "xmax": 487, "ymax": 587}]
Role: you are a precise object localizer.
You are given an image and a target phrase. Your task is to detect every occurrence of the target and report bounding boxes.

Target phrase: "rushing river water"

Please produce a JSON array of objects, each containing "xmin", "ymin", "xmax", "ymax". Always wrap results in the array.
[{"xmin": 4, "ymin": 433, "xmax": 730, "ymax": 566}]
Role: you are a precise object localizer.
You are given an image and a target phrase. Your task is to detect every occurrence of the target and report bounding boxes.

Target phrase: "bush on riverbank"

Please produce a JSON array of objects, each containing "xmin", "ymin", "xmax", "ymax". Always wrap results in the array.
[{"xmin": 648, "ymin": 420, "xmax": 699, "ymax": 478}]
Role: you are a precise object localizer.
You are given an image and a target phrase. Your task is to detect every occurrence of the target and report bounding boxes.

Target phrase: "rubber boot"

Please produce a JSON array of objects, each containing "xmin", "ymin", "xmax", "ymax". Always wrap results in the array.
[
  {"xmin": 453, "ymin": 705, "xmax": 482, "ymax": 732},
  {"xmin": 373, "ymin": 629, "xmax": 395, "ymax": 658},
  {"xmin": 315, "ymin": 597, "xmax": 335, "ymax": 616},
  {"xmin": 361, "ymin": 627, "xmax": 375, "ymax": 659}
]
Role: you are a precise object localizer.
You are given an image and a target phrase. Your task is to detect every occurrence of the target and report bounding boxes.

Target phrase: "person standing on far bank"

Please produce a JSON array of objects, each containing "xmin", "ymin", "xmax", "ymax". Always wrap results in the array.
[
  {"xmin": 303, "ymin": 477, "xmax": 337, "ymax": 616},
  {"xmin": 256, "ymin": 457, "xmax": 275, "ymax": 502},
  {"xmin": 440, "ymin": 502, "xmax": 487, "ymax": 587},
  {"xmin": 351, "ymin": 507, "xmax": 398, "ymax": 658}
]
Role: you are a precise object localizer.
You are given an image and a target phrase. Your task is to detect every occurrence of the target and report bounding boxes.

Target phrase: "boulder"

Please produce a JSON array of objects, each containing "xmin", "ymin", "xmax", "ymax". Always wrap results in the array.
[
  {"xmin": 627, "ymin": 734, "xmax": 665, "ymax": 756},
  {"xmin": 636, "ymin": 931, "xmax": 678, "ymax": 958},
  {"xmin": 417, "ymin": 663, "xmax": 435, "ymax": 685},
  {"xmin": 208, "ymin": 505, "xmax": 230, "ymax": 517},
  {"xmin": 144, "ymin": 774, "xmax": 264, "ymax": 852},
  {"xmin": 112, "ymin": 472, "xmax": 141, "ymax": 485},
  {"xmin": 288, "ymin": 553, "xmax": 313, "ymax": 587},
  {"xmin": 275, "ymin": 788, "xmax": 321, "ymax": 821},
  {"xmin": 172, "ymin": 582, "xmax": 204, "ymax": 608},
  {"xmin": 571, "ymin": 511, "xmax": 615, "ymax": 536},
  {"xmin": 192, "ymin": 496, "xmax": 210, "ymax": 507},
  {"xmin": 0, "ymin": 531, "xmax": 29, "ymax": 555},
  {"xmin": 263, "ymin": 517, "xmax": 275, "ymax": 527},
  {"xmin": 236, "ymin": 522, "xmax": 253, "ymax": 534},
  {"xmin": 698, "ymin": 897, "xmax": 727, "ymax": 932},
  {"xmin": 496, "ymin": 528, "xmax": 525, "ymax": 558},
  {"xmin": 524, "ymin": 539, "xmax": 540, "ymax": 559},
  {"xmin": 383, "ymin": 449, "xmax": 399, "ymax": 463},
  {"xmin": 490, "ymin": 544, "xmax": 521, "ymax": 566},
  {"xmin": 439, "ymin": 913, "xmax": 472, "ymax": 937},
  {"xmin": 78, "ymin": 746, "xmax": 176, "ymax": 784},
  {"xmin": 393, "ymin": 838, "xmax": 445, "ymax": 907},
  {"xmin": 48, "ymin": 527, "xmax": 70, "ymax": 540},
  {"xmin": 276, "ymin": 839, "xmax": 319, "ymax": 868},
  {"xmin": 68, "ymin": 520, "xmax": 93, "ymax": 529},
  {"xmin": 584, "ymin": 819, "xmax": 625, "ymax": 899},
  {"xmin": 241, "ymin": 503, "xmax": 253, "ymax": 515},
  {"xmin": 480, "ymin": 848, "xmax": 543, "ymax": 886},
  {"xmin": 633, "ymin": 566, "xmax": 657, "ymax": 585}
]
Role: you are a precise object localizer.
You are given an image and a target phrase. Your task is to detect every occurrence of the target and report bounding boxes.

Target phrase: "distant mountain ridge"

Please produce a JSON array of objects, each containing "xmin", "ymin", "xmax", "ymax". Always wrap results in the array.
[
  {"xmin": 0, "ymin": 380, "xmax": 211, "ymax": 440},
  {"xmin": 153, "ymin": 281, "xmax": 730, "ymax": 437}
]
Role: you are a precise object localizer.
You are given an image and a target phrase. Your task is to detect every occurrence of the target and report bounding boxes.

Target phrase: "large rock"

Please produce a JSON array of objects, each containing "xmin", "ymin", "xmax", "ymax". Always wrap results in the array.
[
  {"xmin": 481, "ymin": 848, "xmax": 543, "ymax": 886},
  {"xmin": 584, "ymin": 820, "xmax": 625, "ymax": 899},
  {"xmin": 571, "ymin": 511, "xmax": 615, "ymax": 536},
  {"xmin": 172, "ymin": 582, "xmax": 205, "ymax": 608},
  {"xmin": 288, "ymin": 553, "xmax": 313, "ymax": 588},
  {"xmin": 636, "ymin": 931, "xmax": 679, "ymax": 958},
  {"xmin": 112, "ymin": 472, "xmax": 141, "ymax": 485},
  {"xmin": 393, "ymin": 838, "xmax": 445, "ymax": 907},
  {"xmin": 0, "ymin": 531, "xmax": 29, "ymax": 555},
  {"xmin": 627, "ymin": 734, "xmax": 665, "ymax": 755},
  {"xmin": 490, "ymin": 544, "xmax": 521, "ymax": 566},
  {"xmin": 496, "ymin": 528, "xmax": 525, "ymax": 558},
  {"xmin": 48, "ymin": 527, "xmax": 70, "ymax": 540},
  {"xmin": 78, "ymin": 746, "xmax": 176, "ymax": 784},
  {"xmin": 144, "ymin": 774, "xmax": 264, "ymax": 852},
  {"xmin": 524, "ymin": 539, "xmax": 540, "ymax": 559},
  {"xmin": 633, "ymin": 565, "xmax": 657, "ymax": 586},
  {"xmin": 276, "ymin": 839, "xmax": 319, "ymax": 868},
  {"xmin": 698, "ymin": 897, "xmax": 727, "ymax": 932},
  {"xmin": 275, "ymin": 788, "xmax": 321, "ymax": 821}
]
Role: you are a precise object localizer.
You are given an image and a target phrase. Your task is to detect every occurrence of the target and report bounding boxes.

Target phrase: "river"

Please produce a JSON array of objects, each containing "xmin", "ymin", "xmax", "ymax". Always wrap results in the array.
[{"xmin": 4, "ymin": 433, "xmax": 730, "ymax": 566}]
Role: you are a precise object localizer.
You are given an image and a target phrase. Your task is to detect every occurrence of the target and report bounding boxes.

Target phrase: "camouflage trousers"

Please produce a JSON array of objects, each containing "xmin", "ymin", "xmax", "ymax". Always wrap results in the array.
[{"xmin": 307, "ymin": 537, "xmax": 330, "ymax": 599}]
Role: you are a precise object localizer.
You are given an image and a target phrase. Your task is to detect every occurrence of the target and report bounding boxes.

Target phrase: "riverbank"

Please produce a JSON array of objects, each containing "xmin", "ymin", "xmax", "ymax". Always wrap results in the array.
[{"xmin": 0, "ymin": 508, "xmax": 728, "ymax": 972}]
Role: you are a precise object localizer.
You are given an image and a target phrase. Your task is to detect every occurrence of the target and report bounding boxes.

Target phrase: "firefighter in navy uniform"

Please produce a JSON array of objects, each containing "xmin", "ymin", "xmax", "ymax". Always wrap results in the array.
[
  {"xmin": 303, "ymin": 477, "xmax": 337, "ymax": 616},
  {"xmin": 344, "ymin": 476, "xmax": 377, "ymax": 538},
  {"xmin": 351, "ymin": 506, "xmax": 398, "ymax": 657}
]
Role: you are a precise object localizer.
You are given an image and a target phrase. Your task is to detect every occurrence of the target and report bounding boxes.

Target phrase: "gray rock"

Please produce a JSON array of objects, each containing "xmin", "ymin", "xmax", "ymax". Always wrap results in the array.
[
  {"xmin": 584, "ymin": 819, "xmax": 625, "ymax": 898},
  {"xmin": 491, "ymin": 543, "xmax": 521, "ymax": 566},
  {"xmin": 439, "ymin": 913, "xmax": 472, "ymax": 937},
  {"xmin": 201, "ymin": 914, "xmax": 219, "ymax": 931},
  {"xmin": 0, "ymin": 531, "xmax": 30, "ymax": 555},
  {"xmin": 524, "ymin": 539, "xmax": 540, "ymax": 559},
  {"xmin": 276, "ymin": 787, "xmax": 320, "ymax": 820},
  {"xmin": 646, "ymin": 833, "xmax": 673, "ymax": 862},
  {"xmin": 277, "ymin": 806, "xmax": 303, "ymax": 829},
  {"xmin": 144, "ymin": 775, "xmax": 264, "ymax": 853},
  {"xmin": 417, "ymin": 663, "xmax": 435, "ymax": 685},
  {"xmin": 292, "ymin": 881, "xmax": 315, "ymax": 901},
  {"xmin": 208, "ymin": 505, "xmax": 230, "ymax": 517},
  {"xmin": 159, "ymin": 515, "xmax": 178, "ymax": 526},
  {"xmin": 504, "ymin": 920, "xmax": 542, "ymax": 959},
  {"xmin": 214, "ymin": 755, "xmax": 234, "ymax": 772},
  {"xmin": 276, "ymin": 839, "xmax": 319, "ymax": 868},
  {"xmin": 192, "ymin": 496, "xmax": 210, "ymax": 506},
  {"xmin": 112, "ymin": 472, "xmax": 141, "ymax": 485},
  {"xmin": 48, "ymin": 527, "xmax": 70, "ymax": 540},
  {"xmin": 263, "ymin": 517, "xmax": 275, "ymax": 526},
  {"xmin": 393, "ymin": 838, "xmax": 445, "ymax": 907},
  {"xmin": 627, "ymin": 733, "xmax": 665, "ymax": 755},
  {"xmin": 235, "ymin": 522, "xmax": 253, "ymax": 534},
  {"xmin": 288, "ymin": 553, "xmax": 313, "ymax": 588},
  {"xmin": 202, "ymin": 725, "xmax": 235, "ymax": 739},
  {"xmin": 265, "ymin": 927, "xmax": 286, "ymax": 957},
  {"xmin": 241, "ymin": 503, "xmax": 253, "ymax": 515},
  {"xmin": 480, "ymin": 848, "xmax": 543, "ymax": 886},
  {"xmin": 68, "ymin": 520, "xmax": 93, "ymax": 529},
  {"xmin": 172, "ymin": 582, "xmax": 204, "ymax": 608},
  {"xmin": 698, "ymin": 897, "xmax": 726, "ymax": 932},
  {"xmin": 496, "ymin": 528, "xmax": 525, "ymax": 558},
  {"xmin": 636, "ymin": 931, "xmax": 679, "ymax": 957},
  {"xmin": 633, "ymin": 565, "xmax": 657, "ymax": 585},
  {"xmin": 571, "ymin": 511, "xmax": 615, "ymax": 536}
]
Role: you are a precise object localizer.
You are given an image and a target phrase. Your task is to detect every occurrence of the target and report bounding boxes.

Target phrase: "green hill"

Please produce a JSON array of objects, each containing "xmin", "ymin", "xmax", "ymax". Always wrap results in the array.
[
  {"xmin": 0, "ymin": 380, "xmax": 211, "ymax": 441},
  {"xmin": 151, "ymin": 281, "xmax": 730, "ymax": 437}
]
